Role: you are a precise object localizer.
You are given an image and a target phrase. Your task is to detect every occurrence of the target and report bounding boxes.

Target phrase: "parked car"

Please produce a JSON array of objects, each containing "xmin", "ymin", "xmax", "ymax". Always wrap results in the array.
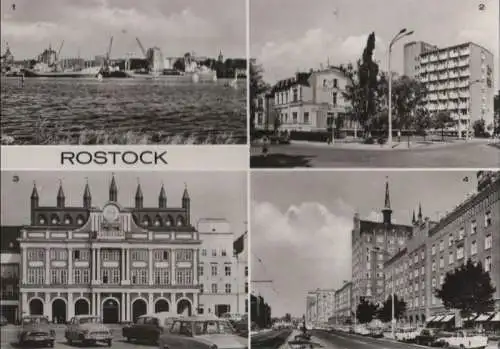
[
  {"xmin": 0, "ymin": 315, "xmax": 8, "ymax": 326},
  {"xmin": 17, "ymin": 315, "xmax": 55, "ymax": 347},
  {"xmin": 122, "ymin": 312, "xmax": 174, "ymax": 344},
  {"xmin": 64, "ymin": 315, "xmax": 112, "ymax": 347},
  {"xmin": 158, "ymin": 315, "xmax": 247, "ymax": 349},
  {"xmin": 436, "ymin": 330, "xmax": 488, "ymax": 349},
  {"xmin": 415, "ymin": 328, "xmax": 446, "ymax": 347}
]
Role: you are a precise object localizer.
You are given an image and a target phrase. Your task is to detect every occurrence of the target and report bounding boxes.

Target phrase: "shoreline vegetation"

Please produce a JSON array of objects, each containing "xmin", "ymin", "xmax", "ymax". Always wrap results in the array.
[{"xmin": 1, "ymin": 128, "xmax": 241, "ymax": 145}]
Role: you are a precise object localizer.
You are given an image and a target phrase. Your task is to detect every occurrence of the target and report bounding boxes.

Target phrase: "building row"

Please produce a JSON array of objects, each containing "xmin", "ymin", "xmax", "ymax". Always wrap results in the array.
[
  {"xmin": 0, "ymin": 176, "xmax": 248, "ymax": 324},
  {"xmin": 254, "ymin": 40, "xmax": 494, "ymax": 137},
  {"xmin": 305, "ymin": 288, "xmax": 336, "ymax": 325},
  {"xmin": 338, "ymin": 171, "xmax": 499, "ymax": 326}
]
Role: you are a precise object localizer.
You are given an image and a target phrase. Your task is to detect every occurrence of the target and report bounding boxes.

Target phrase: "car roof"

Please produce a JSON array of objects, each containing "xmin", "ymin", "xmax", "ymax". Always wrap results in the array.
[
  {"xmin": 174, "ymin": 315, "xmax": 223, "ymax": 322},
  {"xmin": 138, "ymin": 313, "xmax": 173, "ymax": 320}
]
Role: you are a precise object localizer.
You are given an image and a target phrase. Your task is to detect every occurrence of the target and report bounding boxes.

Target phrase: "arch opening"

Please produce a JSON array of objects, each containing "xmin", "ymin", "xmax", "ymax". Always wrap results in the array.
[
  {"xmin": 74, "ymin": 299, "xmax": 90, "ymax": 316},
  {"xmin": 132, "ymin": 299, "xmax": 147, "ymax": 322},
  {"xmin": 176, "ymin": 299, "xmax": 192, "ymax": 316},
  {"xmin": 29, "ymin": 298, "xmax": 44, "ymax": 316},
  {"xmin": 52, "ymin": 299, "xmax": 67, "ymax": 323}
]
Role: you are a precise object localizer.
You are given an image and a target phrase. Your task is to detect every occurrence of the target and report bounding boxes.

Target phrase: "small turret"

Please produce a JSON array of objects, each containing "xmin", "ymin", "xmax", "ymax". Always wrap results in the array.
[
  {"xmin": 182, "ymin": 183, "xmax": 190, "ymax": 224},
  {"xmin": 56, "ymin": 180, "xmax": 65, "ymax": 208},
  {"xmin": 109, "ymin": 174, "xmax": 117, "ymax": 202},
  {"xmin": 135, "ymin": 180, "xmax": 143, "ymax": 209},
  {"xmin": 83, "ymin": 178, "xmax": 92, "ymax": 208},
  {"xmin": 159, "ymin": 184, "xmax": 167, "ymax": 208},
  {"xmin": 382, "ymin": 177, "xmax": 392, "ymax": 225}
]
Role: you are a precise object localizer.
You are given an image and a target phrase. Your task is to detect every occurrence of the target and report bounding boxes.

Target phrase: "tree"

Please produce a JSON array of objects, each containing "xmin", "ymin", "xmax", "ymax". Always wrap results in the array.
[
  {"xmin": 433, "ymin": 111, "xmax": 454, "ymax": 141},
  {"xmin": 250, "ymin": 61, "xmax": 271, "ymax": 133},
  {"xmin": 356, "ymin": 298, "xmax": 378, "ymax": 324},
  {"xmin": 494, "ymin": 93, "xmax": 500, "ymax": 135},
  {"xmin": 414, "ymin": 110, "xmax": 432, "ymax": 141},
  {"xmin": 272, "ymin": 108, "xmax": 281, "ymax": 134},
  {"xmin": 435, "ymin": 259, "xmax": 496, "ymax": 318},
  {"xmin": 473, "ymin": 119, "xmax": 486, "ymax": 137},
  {"xmin": 284, "ymin": 313, "xmax": 292, "ymax": 322},
  {"xmin": 173, "ymin": 58, "xmax": 185, "ymax": 72},
  {"xmin": 377, "ymin": 295, "xmax": 407, "ymax": 322}
]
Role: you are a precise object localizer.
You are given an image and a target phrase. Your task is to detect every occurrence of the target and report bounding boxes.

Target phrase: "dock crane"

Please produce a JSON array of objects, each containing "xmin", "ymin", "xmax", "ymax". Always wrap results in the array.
[
  {"xmin": 135, "ymin": 37, "xmax": 147, "ymax": 58},
  {"xmin": 105, "ymin": 36, "xmax": 113, "ymax": 68}
]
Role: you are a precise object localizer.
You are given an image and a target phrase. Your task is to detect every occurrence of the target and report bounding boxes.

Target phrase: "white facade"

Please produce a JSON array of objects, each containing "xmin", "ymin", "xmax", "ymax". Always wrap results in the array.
[
  {"xmin": 197, "ymin": 218, "xmax": 248, "ymax": 317},
  {"xmin": 305, "ymin": 289, "xmax": 336, "ymax": 324}
]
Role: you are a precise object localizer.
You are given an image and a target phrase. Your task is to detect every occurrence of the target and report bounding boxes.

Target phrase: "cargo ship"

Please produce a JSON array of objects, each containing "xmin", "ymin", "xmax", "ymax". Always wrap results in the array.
[{"xmin": 22, "ymin": 63, "xmax": 101, "ymax": 78}]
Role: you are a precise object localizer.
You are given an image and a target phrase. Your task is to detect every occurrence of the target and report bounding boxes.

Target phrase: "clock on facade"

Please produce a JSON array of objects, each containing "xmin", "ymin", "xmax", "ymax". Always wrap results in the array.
[{"xmin": 103, "ymin": 204, "xmax": 119, "ymax": 222}]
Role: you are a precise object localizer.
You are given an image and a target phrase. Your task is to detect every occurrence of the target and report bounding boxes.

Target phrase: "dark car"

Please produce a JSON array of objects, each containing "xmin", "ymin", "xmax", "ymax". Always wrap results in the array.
[
  {"xmin": 122, "ymin": 313, "xmax": 173, "ymax": 344},
  {"xmin": 17, "ymin": 315, "xmax": 55, "ymax": 347},
  {"xmin": 415, "ymin": 328, "xmax": 446, "ymax": 347}
]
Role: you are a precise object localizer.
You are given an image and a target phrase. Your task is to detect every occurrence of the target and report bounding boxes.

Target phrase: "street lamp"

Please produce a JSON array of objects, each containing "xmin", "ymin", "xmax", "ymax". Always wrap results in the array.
[
  {"xmin": 370, "ymin": 246, "xmax": 396, "ymax": 338},
  {"xmin": 388, "ymin": 28, "xmax": 414, "ymax": 147},
  {"xmin": 465, "ymin": 79, "xmax": 482, "ymax": 140}
]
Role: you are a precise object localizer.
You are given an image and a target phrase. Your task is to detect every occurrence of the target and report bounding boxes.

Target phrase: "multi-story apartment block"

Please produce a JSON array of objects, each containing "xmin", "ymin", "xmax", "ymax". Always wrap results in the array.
[
  {"xmin": 1, "ymin": 226, "xmax": 21, "ymax": 324},
  {"xmin": 404, "ymin": 41, "xmax": 495, "ymax": 135},
  {"xmin": 264, "ymin": 67, "xmax": 359, "ymax": 133},
  {"xmin": 197, "ymin": 218, "xmax": 248, "ymax": 317},
  {"xmin": 314, "ymin": 289, "xmax": 336, "ymax": 324},
  {"xmin": 426, "ymin": 174, "xmax": 500, "ymax": 320},
  {"xmin": 19, "ymin": 176, "xmax": 201, "ymax": 324},
  {"xmin": 333, "ymin": 281, "xmax": 352, "ymax": 324},
  {"xmin": 306, "ymin": 292, "xmax": 318, "ymax": 325},
  {"xmin": 351, "ymin": 179, "xmax": 413, "ymax": 308},
  {"xmin": 384, "ymin": 208, "xmax": 438, "ymax": 325}
]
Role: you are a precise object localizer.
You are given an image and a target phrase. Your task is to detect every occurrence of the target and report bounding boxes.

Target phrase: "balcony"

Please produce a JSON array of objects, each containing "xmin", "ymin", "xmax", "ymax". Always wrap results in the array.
[
  {"xmin": 448, "ymin": 92, "xmax": 459, "ymax": 99},
  {"xmin": 420, "ymin": 56, "xmax": 429, "ymax": 64},
  {"xmin": 450, "ymin": 50, "xmax": 459, "ymax": 58},
  {"xmin": 448, "ymin": 62, "xmax": 457, "ymax": 69},
  {"xmin": 459, "ymin": 48, "xmax": 470, "ymax": 56},
  {"xmin": 459, "ymin": 70, "xmax": 470, "ymax": 77},
  {"xmin": 438, "ymin": 73, "xmax": 448, "ymax": 80},
  {"xmin": 458, "ymin": 103, "xmax": 468, "ymax": 109},
  {"xmin": 429, "ymin": 75, "xmax": 438, "ymax": 81},
  {"xmin": 439, "ymin": 52, "xmax": 448, "ymax": 60},
  {"xmin": 458, "ymin": 59, "xmax": 470, "ymax": 67},
  {"xmin": 429, "ymin": 55, "xmax": 438, "ymax": 62}
]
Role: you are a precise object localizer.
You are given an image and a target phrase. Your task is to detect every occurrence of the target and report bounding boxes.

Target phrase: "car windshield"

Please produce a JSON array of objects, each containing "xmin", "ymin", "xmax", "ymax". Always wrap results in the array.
[
  {"xmin": 23, "ymin": 317, "xmax": 48, "ymax": 325},
  {"xmin": 79, "ymin": 317, "xmax": 100, "ymax": 324},
  {"xmin": 193, "ymin": 320, "xmax": 235, "ymax": 335}
]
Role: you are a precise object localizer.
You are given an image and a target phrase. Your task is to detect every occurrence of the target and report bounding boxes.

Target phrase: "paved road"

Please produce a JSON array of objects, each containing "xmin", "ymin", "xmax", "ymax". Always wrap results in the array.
[
  {"xmin": 251, "ymin": 142, "xmax": 500, "ymax": 168},
  {"xmin": 251, "ymin": 328, "xmax": 293, "ymax": 348},
  {"xmin": 311, "ymin": 330, "xmax": 499, "ymax": 349}
]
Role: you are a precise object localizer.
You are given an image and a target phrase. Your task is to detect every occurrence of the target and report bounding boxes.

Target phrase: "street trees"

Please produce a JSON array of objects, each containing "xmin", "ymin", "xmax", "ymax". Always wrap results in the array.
[
  {"xmin": 377, "ymin": 295, "xmax": 407, "ymax": 322},
  {"xmin": 434, "ymin": 259, "xmax": 496, "ymax": 318},
  {"xmin": 473, "ymin": 119, "xmax": 487, "ymax": 137},
  {"xmin": 356, "ymin": 298, "xmax": 378, "ymax": 324},
  {"xmin": 433, "ymin": 111, "xmax": 454, "ymax": 141},
  {"xmin": 250, "ymin": 61, "xmax": 271, "ymax": 134}
]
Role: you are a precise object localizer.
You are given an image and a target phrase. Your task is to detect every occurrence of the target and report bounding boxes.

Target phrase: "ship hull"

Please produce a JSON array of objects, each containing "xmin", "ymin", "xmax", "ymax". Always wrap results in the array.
[
  {"xmin": 126, "ymin": 71, "xmax": 217, "ymax": 82},
  {"xmin": 23, "ymin": 69, "xmax": 97, "ymax": 78}
]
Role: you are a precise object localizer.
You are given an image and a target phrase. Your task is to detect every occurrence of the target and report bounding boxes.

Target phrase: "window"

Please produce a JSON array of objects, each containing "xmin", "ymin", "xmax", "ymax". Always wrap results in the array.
[
  {"xmin": 448, "ymin": 251, "xmax": 454, "ymax": 264},
  {"xmin": 154, "ymin": 269, "xmax": 170, "ymax": 285},
  {"xmin": 27, "ymin": 249, "xmax": 45, "ymax": 261},
  {"xmin": 27, "ymin": 268, "xmax": 44, "ymax": 284},
  {"xmin": 245, "ymin": 282, "xmax": 248, "ymax": 293},
  {"xmin": 212, "ymin": 249, "xmax": 217, "ymax": 257},
  {"xmin": 73, "ymin": 249, "xmax": 89, "ymax": 261},
  {"xmin": 448, "ymin": 234, "xmax": 454, "ymax": 247},
  {"xmin": 176, "ymin": 249, "xmax": 193, "ymax": 262},
  {"xmin": 458, "ymin": 228, "xmax": 465, "ymax": 240},
  {"xmin": 304, "ymin": 112, "xmax": 309, "ymax": 124},
  {"xmin": 431, "ymin": 244, "xmax": 436, "ymax": 255},
  {"xmin": 50, "ymin": 249, "xmax": 68, "ymax": 261},
  {"xmin": 485, "ymin": 256, "xmax": 492, "ymax": 272},
  {"xmin": 50, "ymin": 269, "xmax": 68, "ymax": 285},
  {"xmin": 211, "ymin": 283, "xmax": 218, "ymax": 293},
  {"xmin": 457, "ymin": 246, "xmax": 464, "ymax": 260},
  {"xmin": 131, "ymin": 269, "xmax": 148, "ymax": 285},
  {"xmin": 225, "ymin": 284, "xmax": 231, "ymax": 293},
  {"xmin": 292, "ymin": 112, "xmax": 298, "ymax": 123},
  {"xmin": 73, "ymin": 269, "xmax": 90, "ymax": 284},
  {"xmin": 221, "ymin": 249, "xmax": 227, "ymax": 257},
  {"xmin": 199, "ymin": 284, "xmax": 204, "ymax": 293},
  {"xmin": 471, "ymin": 240, "xmax": 477, "ymax": 256},
  {"xmin": 245, "ymin": 266, "xmax": 248, "ymax": 277},
  {"xmin": 333, "ymin": 79, "xmax": 338, "ymax": 88},
  {"xmin": 293, "ymin": 88, "xmax": 298, "ymax": 102},
  {"xmin": 102, "ymin": 250, "xmax": 119, "ymax": 261},
  {"xmin": 101, "ymin": 268, "xmax": 120, "ymax": 284},
  {"xmin": 440, "ymin": 275, "xmax": 444, "ymax": 285},
  {"xmin": 198, "ymin": 265, "xmax": 204, "ymax": 277},
  {"xmin": 439, "ymin": 257, "xmax": 444, "ymax": 268},
  {"xmin": 176, "ymin": 269, "xmax": 193, "ymax": 285},
  {"xmin": 414, "ymin": 255, "xmax": 418, "ymax": 263},
  {"xmin": 131, "ymin": 250, "xmax": 147, "ymax": 261},
  {"xmin": 224, "ymin": 265, "xmax": 231, "ymax": 276},
  {"xmin": 154, "ymin": 250, "xmax": 169, "ymax": 261},
  {"xmin": 471, "ymin": 220, "xmax": 477, "ymax": 234},
  {"xmin": 198, "ymin": 305, "xmax": 204, "ymax": 315},
  {"xmin": 485, "ymin": 212, "xmax": 492, "ymax": 227},
  {"xmin": 201, "ymin": 249, "xmax": 207, "ymax": 257},
  {"xmin": 332, "ymin": 93, "xmax": 337, "ymax": 106},
  {"xmin": 211, "ymin": 264, "xmax": 218, "ymax": 276},
  {"xmin": 432, "ymin": 277, "xmax": 436, "ymax": 288},
  {"xmin": 485, "ymin": 234, "xmax": 492, "ymax": 250},
  {"xmin": 432, "ymin": 261, "xmax": 436, "ymax": 272},
  {"xmin": 439, "ymin": 240, "xmax": 444, "ymax": 251}
]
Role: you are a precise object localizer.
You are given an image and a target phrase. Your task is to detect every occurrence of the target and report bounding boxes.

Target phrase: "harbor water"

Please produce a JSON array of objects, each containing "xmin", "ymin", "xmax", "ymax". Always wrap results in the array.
[{"xmin": 0, "ymin": 77, "xmax": 247, "ymax": 144}]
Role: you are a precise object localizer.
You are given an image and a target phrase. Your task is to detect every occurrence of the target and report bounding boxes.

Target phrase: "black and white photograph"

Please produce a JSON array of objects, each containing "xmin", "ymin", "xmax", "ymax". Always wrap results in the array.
[
  {"xmin": 0, "ymin": 171, "xmax": 249, "ymax": 348},
  {"xmin": 1, "ymin": 0, "xmax": 247, "ymax": 145},
  {"xmin": 250, "ymin": 171, "xmax": 500, "ymax": 348},
  {"xmin": 250, "ymin": 0, "xmax": 500, "ymax": 168}
]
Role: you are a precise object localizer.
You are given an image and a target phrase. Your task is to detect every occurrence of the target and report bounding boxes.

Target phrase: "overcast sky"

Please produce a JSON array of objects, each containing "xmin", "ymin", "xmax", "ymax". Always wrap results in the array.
[
  {"xmin": 251, "ymin": 0, "xmax": 499, "ymax": 86},
  {"xmin": 251, "ymin": 171, "xmax": 479, "ymax": 317},
  {"xmin": 1, "ymin": 171, "xmax": 247, "ymax": 235},
  {"xmin": 0, "ymin": 0, "xmax": 246, "ymax": 60}
]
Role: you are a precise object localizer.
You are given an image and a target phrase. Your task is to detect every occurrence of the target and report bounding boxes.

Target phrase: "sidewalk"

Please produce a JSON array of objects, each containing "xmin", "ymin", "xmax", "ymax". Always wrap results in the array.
[{"xmin": 289, "ymin": 140, "xmax": 463, "ymax": 151}]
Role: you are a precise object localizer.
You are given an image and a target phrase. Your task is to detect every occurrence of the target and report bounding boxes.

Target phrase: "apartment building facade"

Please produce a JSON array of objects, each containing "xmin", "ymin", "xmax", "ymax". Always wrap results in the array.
[
  {"xmin": 255, "ymin": 66, "xmax": 360, "ymax": 133},
  {"xmin": 333, "ymin": 281, "xmax": 352, "ymax": 324},
  {"xmin": 254, "ymin": 91, "xmax": 275, "ymax": 130},
  {"xmin": 305, "ymin": 288, "xmax": 336, "ymax": 325},
  {"xmin": 197, "ymin": 218, "xmax": 248, "ymax": 317},
  {"xmin": 351, "ymin": 180, "xmax": 413, "ymax": 308},
  {"xmin": 305, "ymin": 292, "xmax": 318, "ymax": 325},
  {"xmin": 0, "ymin": 226, "xmax": 21, "ymax": 323},
  {"xmin": 19, "ymin": 176, "xmax": 201, "ymax": 324},
  {"xmin": 404, "ymin": 41, "xmax": 495, "ymax": 135}
]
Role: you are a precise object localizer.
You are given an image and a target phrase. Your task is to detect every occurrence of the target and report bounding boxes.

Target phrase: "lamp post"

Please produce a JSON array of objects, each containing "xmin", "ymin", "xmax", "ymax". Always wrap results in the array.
[
  {"xmin": 370, "ymin": 246, "xmax": 396, "ymax": 338},
  {"xmin": 465, "ymin": 79, "xmax": 482, "ymax": 140},
  {"xmin": 388, "ymin": 28, "xmax": 414, "ymax": 147}
]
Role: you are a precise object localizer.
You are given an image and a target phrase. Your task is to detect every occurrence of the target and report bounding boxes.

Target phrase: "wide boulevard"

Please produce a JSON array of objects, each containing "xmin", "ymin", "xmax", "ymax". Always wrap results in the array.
[{"xmin": 251, "ymin": 141, "xmax": 500, "ymax": 168}]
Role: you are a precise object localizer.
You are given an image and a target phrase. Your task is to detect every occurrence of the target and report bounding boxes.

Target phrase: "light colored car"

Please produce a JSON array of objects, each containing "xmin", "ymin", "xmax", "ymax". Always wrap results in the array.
[
  {"xmin": 437, "ymin": 330, "xmax": 488, "ymax": 349},
  {"xmin": 17, "ymin": 315, "xmax": 55, "ymax": 347},
  {"xmin": 64, "ymin": 315, "xmax": 113, "ymax": 347},
  {"xmin": 158, "ymin": 315, "xmax": 248, "ymax": 349}
]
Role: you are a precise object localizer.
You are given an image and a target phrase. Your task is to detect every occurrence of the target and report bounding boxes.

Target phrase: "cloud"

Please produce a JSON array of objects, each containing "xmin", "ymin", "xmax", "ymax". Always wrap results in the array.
[
  {"xmin": 255, "ymin": 28, "xmax": 386, "ymax": 83},
  {"xmin": 251, "ymin": 201, "xmax": 354, "ymax": 317}
]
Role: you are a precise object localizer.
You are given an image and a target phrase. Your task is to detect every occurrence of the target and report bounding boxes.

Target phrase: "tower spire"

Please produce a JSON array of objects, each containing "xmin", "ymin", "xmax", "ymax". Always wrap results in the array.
[
  {"xmin": 57, "ymin": 179, "xmax": 65, "ymax": 208},
  {"xmin": 83, "ymin": 177, "xmax": 91, "ymax": 208},
  {"xmin": 418, "ymin": 202, "xmax": 423, "ymax": 221},
  {"xmin": 135, "ymin": 178, "xmax": 143, "ymax": 208},
  {"xmin": 382, "ymin": 177, "xmax": 392, "ymax": 225},
  {"xmin": 159, "ymin": 182, "xmax": 167, "ymax": 208},
  {"xmin": 412, "ymin": 210, "xmax": 416, "ymax": 224},
  {"xmin": 109, "ymin": 173, "xmax": 117, "ymax": 202}
]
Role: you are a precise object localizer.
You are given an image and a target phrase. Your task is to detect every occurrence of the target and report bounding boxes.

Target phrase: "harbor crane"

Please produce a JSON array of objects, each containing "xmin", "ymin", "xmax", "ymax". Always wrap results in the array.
[{"xmin": 135, "ymin": 37, "xmax": 147, "ymax": 58}]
